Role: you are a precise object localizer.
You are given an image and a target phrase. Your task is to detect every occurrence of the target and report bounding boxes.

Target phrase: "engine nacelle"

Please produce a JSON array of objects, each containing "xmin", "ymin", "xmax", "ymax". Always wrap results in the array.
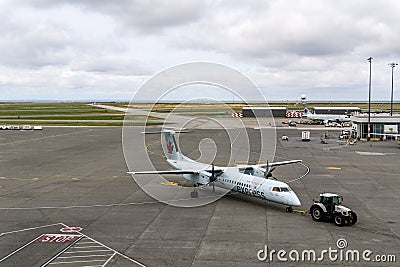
[{"xmin": 253, "ymin": 166, "xmax": 268, "ymax": 178}]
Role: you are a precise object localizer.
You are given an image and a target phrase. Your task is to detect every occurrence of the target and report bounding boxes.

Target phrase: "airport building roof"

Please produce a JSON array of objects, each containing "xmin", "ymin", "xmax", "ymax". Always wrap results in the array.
[
  {"xmin": 313, "ymin": 106, "xmax": 361, "ymax": 110},
  {"xmin": 351, "ymin": 114, "xmax": 400, "ymax": 123},
  {"xmin": 242, "ymin": 106, "xmax": 287, "ymax": 110}
]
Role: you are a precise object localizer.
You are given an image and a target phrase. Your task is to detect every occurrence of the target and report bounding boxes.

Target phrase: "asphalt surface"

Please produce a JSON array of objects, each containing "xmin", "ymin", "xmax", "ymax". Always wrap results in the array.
[{"xmin": 0, "ymin": 126, "xmax": 399, "ymax": 266}]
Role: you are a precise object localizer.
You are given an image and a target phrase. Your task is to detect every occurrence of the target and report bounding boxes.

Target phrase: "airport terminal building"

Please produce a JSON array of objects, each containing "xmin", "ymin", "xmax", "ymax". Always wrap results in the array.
[{"xmin": 351, "ymin": 114, "xmax": 400, "ymax": 139}]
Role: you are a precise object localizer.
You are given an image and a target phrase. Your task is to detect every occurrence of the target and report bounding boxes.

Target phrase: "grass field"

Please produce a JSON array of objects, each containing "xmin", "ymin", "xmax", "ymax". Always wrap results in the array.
[
  {"xmin": 1, "ymin": 102, "xmax": 399, "ymax": 127},
  {"xmin": 108, "ymin": 102, "xmax": 400, "ymax": 113},
  {"xmin": 0, "ymin": 121, "xmax": 164, "ymax": 127},
  {"xmin": 0, "ymin": 103, "xmax": 162, "ymax": 126},
  {"xmin": 0, "ymin": 115, "xmax": 161, "ymax": 120},
  {"xmin": 0, "ymin": 103, "xmax": 105, "ymax": 110}
]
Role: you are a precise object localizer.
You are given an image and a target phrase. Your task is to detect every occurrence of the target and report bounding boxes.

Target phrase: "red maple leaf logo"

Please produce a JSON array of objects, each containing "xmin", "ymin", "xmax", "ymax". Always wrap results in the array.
[{"xmin": 167, "ymin": 141, "xmax": 174, "ymax": 154}]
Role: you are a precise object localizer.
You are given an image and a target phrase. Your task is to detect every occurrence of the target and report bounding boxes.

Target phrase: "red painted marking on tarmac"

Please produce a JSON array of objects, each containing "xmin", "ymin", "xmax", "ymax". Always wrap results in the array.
[
  {"xmin": 60, "ymin": 227, "xmax": 83, "ymax": 233},
  {"xmin": 36, "ymin": 234, "xmax": 81, "ymax": 243}
]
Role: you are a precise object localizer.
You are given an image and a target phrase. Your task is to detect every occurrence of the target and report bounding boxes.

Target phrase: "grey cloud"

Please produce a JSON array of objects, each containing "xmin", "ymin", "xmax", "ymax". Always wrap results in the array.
[
  {"xmin": 2, "ymin": 0, "xmax": 400, "ymax": 101},
  {"xmin": 71, "ymin": 56, "xmax": 153, "ymax": 76},
  {"xmin": 29, "ymin": 0, "xmax": 205, "ymax": 33},
  {"xmin": 173, "ymin": 1, "xmax": 400, "ymax": 62},
  {"xmin": 0, "ymin": 6, "xmax": 74, "ymax": 69}
]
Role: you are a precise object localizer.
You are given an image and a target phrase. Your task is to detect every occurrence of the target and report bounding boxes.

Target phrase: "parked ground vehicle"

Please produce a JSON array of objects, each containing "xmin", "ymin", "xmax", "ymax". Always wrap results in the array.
[
  {"xmin": 301, "ymin": 131, "xmax": 310, "ymax": 141},
  {"xmin": 310, "ymin": 193, "xmax": 357, "ymax": 226}
]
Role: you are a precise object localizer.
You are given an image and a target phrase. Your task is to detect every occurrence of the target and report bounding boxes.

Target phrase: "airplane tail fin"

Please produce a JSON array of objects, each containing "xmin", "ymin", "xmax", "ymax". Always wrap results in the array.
[
  {"xmin": 302, "ymin": 102, "xmax": 310, "ymax": 114},
  {"xmin": 162, "ymin": 130, "xmax": 183, "ymax": 160}
]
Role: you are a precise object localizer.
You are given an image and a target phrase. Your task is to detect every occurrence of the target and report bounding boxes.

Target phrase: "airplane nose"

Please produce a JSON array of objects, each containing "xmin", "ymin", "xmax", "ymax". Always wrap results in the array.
[{"xmin": 291, "ymin": 193, "xmax": 301, "ymax": 206}]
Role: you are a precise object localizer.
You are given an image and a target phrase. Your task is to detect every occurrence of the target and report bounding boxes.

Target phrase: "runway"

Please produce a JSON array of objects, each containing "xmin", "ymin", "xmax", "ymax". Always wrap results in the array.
[{"xmin": 0, "ymin": 126, "xmax": 399, "ymax": 266}]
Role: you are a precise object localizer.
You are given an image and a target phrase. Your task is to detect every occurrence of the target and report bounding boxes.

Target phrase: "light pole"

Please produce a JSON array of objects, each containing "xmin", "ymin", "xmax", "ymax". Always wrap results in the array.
[
  {"xmin": 388, "ymin": 62, "xmax": 398, "ymax": 116},
  {"xmin": 367, "ymin": 57, "xmax": 373, "ymax": 141}
]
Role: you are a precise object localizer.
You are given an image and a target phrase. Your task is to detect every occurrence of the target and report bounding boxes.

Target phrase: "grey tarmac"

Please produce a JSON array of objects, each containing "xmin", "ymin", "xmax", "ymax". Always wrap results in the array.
[{"xmin": 0, "ymin": 126, "xmax": 399, "ymax": 266}]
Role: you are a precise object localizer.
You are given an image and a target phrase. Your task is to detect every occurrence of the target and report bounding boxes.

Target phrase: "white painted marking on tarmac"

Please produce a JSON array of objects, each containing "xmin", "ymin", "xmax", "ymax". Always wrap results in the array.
[
  {"xmin": 73, "ymin": 241, "xmax": 97, "ymax": 245},
  {"xmin": 0, "ymin": 234, "xmax": 44, "ymax": 263},
  {"xmin": 356, "ymin": 151, "xmax": 385, "ymax": 156},
  {"xmin": 64, "ymin": 250, "xmax": 111, "ymax": 254},
  {"xmin": 72, "ymin": 245, "xmax": 105, "ymax": 249},
  {"xmin": 40, "ymin": 234, "xmax": 83, "ymax": 266},
  {"xmin": 0, "ymin": 195, "xmax": 221, "ymax": 210},
  {"xmin": 76, "ymin": 235, "xmax": 146, "ymax": 267},
  {"xmin": 49, "ymin": 259, "xmax": 106, "ymax": 264},
  {"xmin": 0, "ymin": 223, "xmax": 65, "ymax": 237},
  {"xmin": 58, "ymin": 254, "xmax": 114, "ymax": 259},
  {"xmin": 39, "ymin": 228, "xmax": 145, "ymax": 266},
  {"xmin": 102, "ymin": 252, "xmax": 117, "ymax": 267}
]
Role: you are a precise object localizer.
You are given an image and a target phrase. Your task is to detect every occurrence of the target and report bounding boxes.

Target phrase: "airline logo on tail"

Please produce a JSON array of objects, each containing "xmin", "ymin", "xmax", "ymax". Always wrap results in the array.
[
  {"xmin": 303, "ymin": 103, "xmax": 311, "ymax": 115},
  {"xmin": 163, "ymin": 130, "xmax": 182, "ymax": 160},
  {"xmin": 167, "ymin": 141, "xmax": 174, "ymax": 154}
]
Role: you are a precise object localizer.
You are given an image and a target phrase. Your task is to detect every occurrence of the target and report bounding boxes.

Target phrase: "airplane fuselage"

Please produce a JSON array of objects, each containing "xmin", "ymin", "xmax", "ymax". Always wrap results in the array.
[
  {"xmin": 168, "ymin": 158, "xmax": 301, "ymax": 207},
  {"xmin": 128, "ymin": 129, "xmax": 303, "ymax": 210},
  {"xmin": 304, "ymin": 113, "xmax": 351, "ymax": 123}
]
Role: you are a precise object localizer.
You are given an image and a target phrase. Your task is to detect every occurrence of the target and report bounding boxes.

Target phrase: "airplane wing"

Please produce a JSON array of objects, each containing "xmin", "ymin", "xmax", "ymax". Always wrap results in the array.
[
  {"xmin": 128, "ymin": 170, "xmax": 200, "ymax": 175},
  {"xmin": 252, "ymin": 160, "xmax": 302, "ymax": 168}
]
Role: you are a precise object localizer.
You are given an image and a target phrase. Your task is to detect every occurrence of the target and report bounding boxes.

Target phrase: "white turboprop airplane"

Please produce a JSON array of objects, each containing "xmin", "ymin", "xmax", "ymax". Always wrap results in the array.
[
  {"xmin": 128, "ymin": 130, "xmax": 302, "ymax": 212},
  {"xmin": 302, "ymin": 102, "xmax": 351, "ymax": 125}
]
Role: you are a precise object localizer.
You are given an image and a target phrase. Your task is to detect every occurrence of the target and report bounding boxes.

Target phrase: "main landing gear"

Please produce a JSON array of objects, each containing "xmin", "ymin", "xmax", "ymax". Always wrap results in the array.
[{"xmin": 190, "ymin": 184, "xmax": 198, "ymax": 198}]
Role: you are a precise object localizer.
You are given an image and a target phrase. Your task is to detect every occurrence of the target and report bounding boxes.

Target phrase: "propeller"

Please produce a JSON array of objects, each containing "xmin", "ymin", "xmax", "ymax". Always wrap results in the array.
[
  {"xmin": 264, "ymin": 160, "xmax": 277, "ymax": 179},
  {"xmin": 209, "ymin": 164, "xmax": 217, "ymax": 193},
  {"xmin": 198, "ymin": 164, "xmax": 218, "ymax": 193}
]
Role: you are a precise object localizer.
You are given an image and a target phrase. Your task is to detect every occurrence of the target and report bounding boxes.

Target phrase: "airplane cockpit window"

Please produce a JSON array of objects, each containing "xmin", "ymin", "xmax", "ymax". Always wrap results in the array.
[
  {"xmin": 272, "ymin": 187, "xmax": 280, "ymax": 192},
  {"xmin": 280, "ymin": 187, "xmax": 289, "ymax": 192}
]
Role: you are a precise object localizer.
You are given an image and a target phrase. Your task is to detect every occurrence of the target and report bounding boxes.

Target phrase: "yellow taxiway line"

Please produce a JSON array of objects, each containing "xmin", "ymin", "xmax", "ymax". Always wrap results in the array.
[
  {"xmin": 325, "ymin": 167, "xmax": 342, "ymax": 170},
  {"xmin": 160, "ymin": 182, "xmax": 179, "ymax": 186}
]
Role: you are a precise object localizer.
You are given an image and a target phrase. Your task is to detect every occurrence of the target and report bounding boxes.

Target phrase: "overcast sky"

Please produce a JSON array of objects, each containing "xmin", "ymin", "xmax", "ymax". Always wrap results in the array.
[{"xmin": 1, "ymin": 0, "xmax": 400, "ymax": 101}]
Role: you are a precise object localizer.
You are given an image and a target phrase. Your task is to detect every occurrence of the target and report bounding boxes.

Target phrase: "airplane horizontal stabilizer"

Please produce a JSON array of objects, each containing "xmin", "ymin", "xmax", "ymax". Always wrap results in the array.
[
  {"xmin": 141, "ymin": 129, "xmax": 191, "ymax": 134},
  {"xmin": 128, "ymin": 166, "xmax": 225, "ymax": 176}
]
